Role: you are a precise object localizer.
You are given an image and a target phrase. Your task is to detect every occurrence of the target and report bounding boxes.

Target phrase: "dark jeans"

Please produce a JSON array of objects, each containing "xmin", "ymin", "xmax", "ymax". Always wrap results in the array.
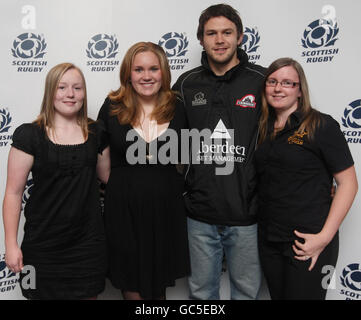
[{"xmin": 258, "ymin": 231, "xmax": 339, "ymax": 300}]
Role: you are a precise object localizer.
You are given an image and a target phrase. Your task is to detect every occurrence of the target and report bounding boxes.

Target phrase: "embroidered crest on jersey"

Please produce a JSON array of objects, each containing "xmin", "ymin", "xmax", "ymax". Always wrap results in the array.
[
  {"xmin": 235, "ymin": 94, "xmax": 256, "ymax": 108},
  {"xmin": 192, "ymin": 92, "xmax": 207, "ymax": 106},
  {"xmin": 288, "ymin": 131, "xmax": 308, "ymax": 145}
]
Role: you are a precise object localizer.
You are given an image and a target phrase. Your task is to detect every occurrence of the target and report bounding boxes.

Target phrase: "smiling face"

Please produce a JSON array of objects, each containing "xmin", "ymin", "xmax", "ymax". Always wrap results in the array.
[
  {"xmin": 201, "ymin": 16, "xmax": 243, "ymax": 73},
  {"xmin": 130, "ymin": 51, "xmax": 162, "ymax": 102},
  {"xmin": 265, "ymin": 66, "xmax": 301, "ymax": 114},
  {"xmin": 53, "ymin": 68, "xmax": 85, "ymax": 118}
]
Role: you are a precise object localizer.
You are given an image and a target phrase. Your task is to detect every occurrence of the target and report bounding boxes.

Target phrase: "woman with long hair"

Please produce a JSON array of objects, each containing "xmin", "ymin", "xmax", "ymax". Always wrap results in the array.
[
  {"xmin": 3, "ymin": 63, "xmax": 107, "ymax": 299},
  {"xmin": 255, "ymin": 58, "xmax": 358, "ymax": 299},
  {"xmin": 97, "ymin": 42, "xmax": 189, "ymax": 300}
]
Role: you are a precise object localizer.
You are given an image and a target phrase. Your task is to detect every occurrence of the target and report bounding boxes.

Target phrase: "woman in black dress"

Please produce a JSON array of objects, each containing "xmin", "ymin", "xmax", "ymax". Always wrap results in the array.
[
  {"xmin": 3, "ymin": 63, "xmax": 107, "ymax": 299},
  {"xmin": 97, "ymin": 42, "xmax": 189, "ymax": 300}
]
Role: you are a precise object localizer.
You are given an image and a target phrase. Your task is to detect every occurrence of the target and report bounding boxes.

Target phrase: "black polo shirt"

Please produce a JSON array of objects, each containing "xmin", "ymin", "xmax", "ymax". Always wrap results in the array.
[{"xmin": 255, "ymin": 111, "xmax": 354, "ymax": 242}]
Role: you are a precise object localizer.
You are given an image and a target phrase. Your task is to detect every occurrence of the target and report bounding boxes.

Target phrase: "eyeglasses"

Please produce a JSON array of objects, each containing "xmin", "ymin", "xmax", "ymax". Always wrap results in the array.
[{"xmin": 265, "ymin": 79, "xmax": 300, "ymax": 88}]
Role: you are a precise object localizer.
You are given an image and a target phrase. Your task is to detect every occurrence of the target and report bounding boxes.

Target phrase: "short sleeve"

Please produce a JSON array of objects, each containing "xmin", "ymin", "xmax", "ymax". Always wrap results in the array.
[
  {"xmin": 11, "ymin": 123, "xmax": 38, "ymax": 156},
  {"xmin": 96, "ymin": 97, "xmax": 111, "ymax": 153},
  {"xmin": 97, "ymin": 97, "xmax": 110, "ymax": 127},
  {"xmin": 95, "ymin": 118, "xmax": 109, "ymax": 154},
  {"xmin": 316, "ymin": 114, "xmax": 354, "ymax": 174}
]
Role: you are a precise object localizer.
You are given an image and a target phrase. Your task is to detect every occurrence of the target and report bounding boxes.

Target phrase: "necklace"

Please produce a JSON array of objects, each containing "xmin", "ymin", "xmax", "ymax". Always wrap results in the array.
[{"xmin": 139, "ymin": 118, "xmax": 156, "ymax": 160}]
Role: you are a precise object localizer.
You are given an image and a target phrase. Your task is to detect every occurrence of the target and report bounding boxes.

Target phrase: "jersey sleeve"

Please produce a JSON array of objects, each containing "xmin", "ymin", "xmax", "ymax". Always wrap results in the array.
[
  {"xmin": 11, "ymin": 123, "xmax": 38, "ymax": 156},
  {"xmin": 316, "ymin": 114, "xmax": 354, "ymax": 174}
]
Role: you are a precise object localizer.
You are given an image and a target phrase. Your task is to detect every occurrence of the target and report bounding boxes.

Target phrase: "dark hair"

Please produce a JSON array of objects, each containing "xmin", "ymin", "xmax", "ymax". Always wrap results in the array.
[{"xmin": 197, "ymin": 4, "xmax": 243, "ymax": 41}]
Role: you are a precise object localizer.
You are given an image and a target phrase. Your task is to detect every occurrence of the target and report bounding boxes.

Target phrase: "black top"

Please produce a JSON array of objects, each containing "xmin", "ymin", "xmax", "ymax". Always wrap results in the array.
[
  {"xmin": 255, "ymin": 111, "xmax": 354, "ymax": 242},
  {"xmin": 11, "ymin": 122, "xmax": 106, "ymax": 299},
  {"xmin": 173, "ymin": 48, "xmax": 266, "ymax": 226}
]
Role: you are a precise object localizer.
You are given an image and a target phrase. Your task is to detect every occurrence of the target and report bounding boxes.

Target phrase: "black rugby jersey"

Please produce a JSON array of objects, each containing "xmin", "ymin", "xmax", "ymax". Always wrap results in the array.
[{"xmin": 173, "ymin": 49, "xmax": 265, "ymax": 226}]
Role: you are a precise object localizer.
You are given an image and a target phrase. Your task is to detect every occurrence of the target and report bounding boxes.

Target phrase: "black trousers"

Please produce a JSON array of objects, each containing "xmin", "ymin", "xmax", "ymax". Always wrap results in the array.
[{"xmin": 258, "ymin": 232, "xmax": 339, "ymax": 300}]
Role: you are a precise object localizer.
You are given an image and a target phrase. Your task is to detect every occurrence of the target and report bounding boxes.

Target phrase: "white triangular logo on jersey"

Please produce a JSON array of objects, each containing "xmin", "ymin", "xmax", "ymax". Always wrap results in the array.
[{"xmin": 210, "ymin": 119, "xmax": 231, "ymax": 139}]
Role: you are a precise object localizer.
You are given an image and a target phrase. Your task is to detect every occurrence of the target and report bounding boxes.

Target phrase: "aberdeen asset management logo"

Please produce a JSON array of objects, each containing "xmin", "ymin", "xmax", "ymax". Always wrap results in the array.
[
  {"xmin": 11, "ymin": 33, "xmax": 47, "ymax": 72},
  {"xmin": 341, "ymin": 99, "xmax": 361, "ymax": 144},
  {"xmin": 241, "ymin": 27, "xmax": 261, "ymax": 63},
  {"xmin": 158, "ymin": 32, "xmax": 189, "ymax": 71},
  {"xmin": 0, "ymin": 108, "xmax": 12, "ymax": 148},
  {"xmin": 86, "ymin": 34, "xmax": 120, "ymax": 72},
  {"xmin": 301, "ymin": 5, "xmax": 339, "ymax": 63},
  {"xmin": 197, "ymin": 119, "xmax": 246, "ymax": 165}
]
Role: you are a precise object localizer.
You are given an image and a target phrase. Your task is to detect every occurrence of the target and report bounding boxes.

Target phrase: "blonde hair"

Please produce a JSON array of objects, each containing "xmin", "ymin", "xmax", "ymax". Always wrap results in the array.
[
  {"xmin": 34, "ymin": 62, "xmax": 91, "ymax": 139},
  {"xmin": 108, "ymin": 42, "xmax": 175, "ymax": 125},
  {"xmin": 258, "ymin": 57, "xmax": 321, "ymax": 144}
]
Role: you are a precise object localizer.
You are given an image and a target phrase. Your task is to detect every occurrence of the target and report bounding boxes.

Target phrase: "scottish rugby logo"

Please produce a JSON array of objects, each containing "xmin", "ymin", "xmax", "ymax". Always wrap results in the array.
[
  {"xmin": 241, "ymin": 27, "xmax": 261, "ymax": 63},
  {"xmin": 339, "ymin": 263, "xmax": 361, "ymax": 300},
  {"xmin": 0, "ymin": 108, "xmax": 13, "ymax": 148},
  {"xmin": 158, "ymin": 32, "xmax": 188, "ymax": 57},
  {"xmin": 342, "ymin": 99, "xmax": 361, "ymax": 144},
  {"xmin": 0, "ymin": 108, "xmax": 12, "ymax": 134},
  {"xmin": 341, "ymin": 264, "xmax": 361, "ymax": 291},
  {"xmin": 342, "ymin": 99, "xmax": 361, "ymax": 129},
  {"xmin": 11, "ymin": 33, "xmax": 47, "ymax": 72},
  {"xmin": 12, "ymin": 33, "xmax": 46, "ymax": 59},
  {"xmin": 86, "ymin": 34, "xmax": 118, "ymax": 59},
  {"xmin": 158, "ymin": 32, "xmax": 189, "ymax": 71},
  {"xmin": 0, "ymin": 254, "xmax": 18, "ymax": 294},
  {"xmin": 302, "ymin": 19, "xmax": 339, "ymax": 49},
  {"xmin": 0, "ymin": 257, "xmax": 15, "ymax": 280},
  {"xmin": 86, "ymin": 34, "xmax": 120, "ymax": 72},
  {"xmin": 301, "ymin": 13, "xmax": 340, "ymax": 63}
]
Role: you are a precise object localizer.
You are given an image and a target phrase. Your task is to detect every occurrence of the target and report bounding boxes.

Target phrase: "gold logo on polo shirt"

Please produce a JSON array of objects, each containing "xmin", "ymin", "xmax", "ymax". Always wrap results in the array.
[{"xmin": 288, "ymin": 131, "xmax": 308, "ymax": 145}]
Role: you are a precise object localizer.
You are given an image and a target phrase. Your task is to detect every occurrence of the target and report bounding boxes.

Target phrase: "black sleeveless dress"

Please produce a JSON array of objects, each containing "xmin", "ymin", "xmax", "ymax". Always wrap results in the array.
[
  {"xmin": 12, "ymin": 122, "xmax": 107, "ymax": 300},
  {"xmin": 97, "ymin": 98, "xmax": 190, "ymax": 299}
]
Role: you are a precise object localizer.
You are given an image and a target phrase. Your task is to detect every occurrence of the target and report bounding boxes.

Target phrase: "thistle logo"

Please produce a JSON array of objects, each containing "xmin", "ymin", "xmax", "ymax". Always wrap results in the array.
[
  {"xmin": 302, "ymin": 19, "xmax": 339, "ymax": 49},
  {"xmin": 0, "ymin": 108, "xmax": 12, "ymax": 133},
  {"xmin": 301, "ymin": 5, "xmax": 340, "ymax": 63},
  {"xmin": 341, "ymin": 99, "xmax": 361, "ymax": 144},
  {"xmin": 158, "ymin": 32, "xmax": 189, "ymax": 71},
  {"xmin": 241, "ymin": 27, "xmax": 261, "ymax": 63},
  {"xmin": 86, "ymin": 34, "xmax": 119, "ymax": 59},
  {"xmin": 12, "ymin": 33, "xmax": 46, "ymax": 59},
  {"xmin": 86, "ymin": 34, "xmax": 120, "ymax": 72},
  {"xmin": 0, "ymin": 254, "xmax": 19, "ymax": 294},
  {"xmin": 339, "ymin": 263, "xmax": 361, "ymax": 300},
  {"xmin": 11, "ymin": 33, "xmax": 47, "ymax": 72},
  {"xmin": 0, "ymin": 108, "xmax": 12, "ymax": 148}
]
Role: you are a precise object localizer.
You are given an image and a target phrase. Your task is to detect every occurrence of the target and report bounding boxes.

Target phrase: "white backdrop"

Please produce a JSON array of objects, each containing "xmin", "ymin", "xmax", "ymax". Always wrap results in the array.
[{"xmin": 0, "ymin": 0, "xmax": 360, "ymax": 300}]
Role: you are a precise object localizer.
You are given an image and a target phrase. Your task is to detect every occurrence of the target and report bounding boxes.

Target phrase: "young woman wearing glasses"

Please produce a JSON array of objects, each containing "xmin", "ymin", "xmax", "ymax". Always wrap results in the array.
[{"xmin": 255, "ymin": 57, "xmax": 358, "ymax": 300}]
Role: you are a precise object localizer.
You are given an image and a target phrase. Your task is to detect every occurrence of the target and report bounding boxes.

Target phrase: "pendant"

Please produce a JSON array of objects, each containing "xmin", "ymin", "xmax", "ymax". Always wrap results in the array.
[{"xmin": 146, "ymin": 154, "xmax": 153, "ymax": 160}]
